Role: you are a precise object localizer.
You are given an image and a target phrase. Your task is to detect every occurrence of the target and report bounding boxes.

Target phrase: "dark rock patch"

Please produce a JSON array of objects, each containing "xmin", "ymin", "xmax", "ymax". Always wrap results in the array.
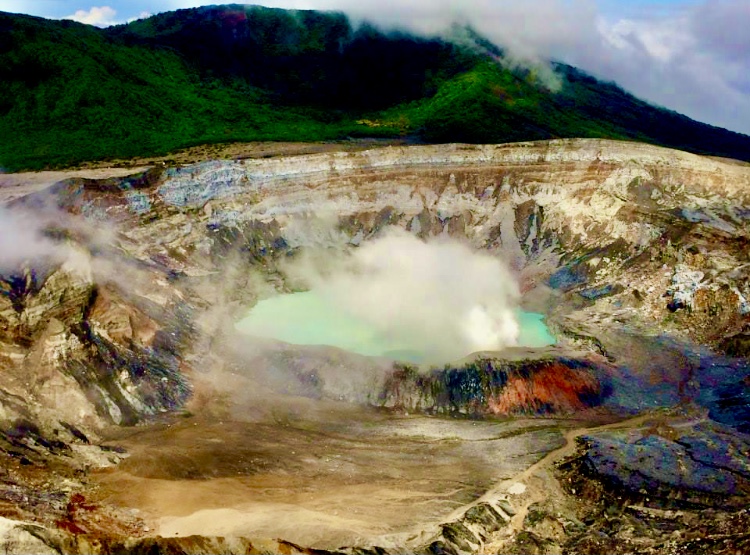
[{"xmin": 566, "ymin": 420, "xmax": 750, "ymax": 510}]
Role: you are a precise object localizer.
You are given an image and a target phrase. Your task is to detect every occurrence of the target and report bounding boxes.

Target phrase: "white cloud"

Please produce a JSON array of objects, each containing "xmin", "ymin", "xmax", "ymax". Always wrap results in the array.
[
  {"xmin": 131, "ymin": 11, "xmax": 152, "ymax": 21},
  {"xmin": 61, "ymin": 6, "xmax": 148, "ymax": 27},
  {"xmin": 574, "ymin": 0, "xmax": 750, "ymax": 134},
  {"xmin": 195, "ymin": 0, "xmax": 746, "ymax": 134},
  {"xmin": 64, "ymin": 6, "xmax": 119, "ymax": 27},
  {"xmin": 601, "ymin": 16, "xmax": 693, "ymax": 63}
]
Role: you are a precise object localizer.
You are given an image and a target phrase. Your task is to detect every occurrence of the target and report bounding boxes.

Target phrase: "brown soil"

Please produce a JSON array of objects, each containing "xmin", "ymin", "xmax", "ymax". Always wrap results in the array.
[
  {"xmin": 68, "ymin": 139, "xmax": 409, "ymax": 171},
  {"xmin": 89, "ymin": 404, "xmax": 571, "ymax": 550}
]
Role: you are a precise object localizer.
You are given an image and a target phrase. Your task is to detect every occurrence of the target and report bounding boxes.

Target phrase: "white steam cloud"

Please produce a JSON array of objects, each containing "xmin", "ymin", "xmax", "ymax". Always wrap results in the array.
[
  {"xmin": 0, "ymin": 206, "xmax": 68, "ymax": 272},
  {"xmin": 0, "ymin": 199, "xmax": 121, "ymax": 280},
  {"xmin": 286, "ymin": 228, "xmax": 521, "ymax": 363}
]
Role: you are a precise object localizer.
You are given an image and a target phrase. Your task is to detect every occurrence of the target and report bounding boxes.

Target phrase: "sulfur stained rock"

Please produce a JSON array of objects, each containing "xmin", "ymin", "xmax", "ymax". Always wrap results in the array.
[
  {"xmin": 1, "ymin": 139, "xmax": 750, "ymax": 554},
  {"xmin": 378, "ymin": 356, "xmax": 604, "ymax": 416},
  {"xmin": 487, "ymin": 362, "xmax": 600, "ymax": 415},
  {"xmin": 88, "ymin": 288, "xmax": 158, "ymax": 346}
]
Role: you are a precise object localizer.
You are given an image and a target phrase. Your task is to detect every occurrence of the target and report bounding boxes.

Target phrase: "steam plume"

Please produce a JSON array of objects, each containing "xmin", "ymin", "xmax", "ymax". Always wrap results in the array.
[
  {"xmin": 285, "ymin": 228, "xmax": 521, "ymax": 363},
  {"xmin": 0, "ymin": 206, "xmax": 67, "ymax": 272}
]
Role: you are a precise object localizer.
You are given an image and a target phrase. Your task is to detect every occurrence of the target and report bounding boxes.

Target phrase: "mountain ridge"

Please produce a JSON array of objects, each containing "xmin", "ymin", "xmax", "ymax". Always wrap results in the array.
[{"xmin": 1, "ymin": 4, "xmax": 749, "ymax": 171}]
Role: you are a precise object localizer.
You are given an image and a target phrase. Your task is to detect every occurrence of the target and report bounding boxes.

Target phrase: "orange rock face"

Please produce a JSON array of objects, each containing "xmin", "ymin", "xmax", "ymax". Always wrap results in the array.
[
  {"xmin": 378, "ymin": 358, "xmax": 604, "ymax": 416},
  {"xmin": 488, "ymin": 363, "xmax": 600, "ymax": 415}
]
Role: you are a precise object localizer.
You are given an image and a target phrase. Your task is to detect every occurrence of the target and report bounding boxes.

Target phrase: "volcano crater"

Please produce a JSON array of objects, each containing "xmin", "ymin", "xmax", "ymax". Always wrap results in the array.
[{"xmin": 2, "ymin": 139, "xmax": 750, "ymax": 552}]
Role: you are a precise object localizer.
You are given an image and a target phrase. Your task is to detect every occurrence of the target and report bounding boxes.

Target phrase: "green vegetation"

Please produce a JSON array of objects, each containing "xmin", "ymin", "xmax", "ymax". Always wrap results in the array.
[
  {"xmin": 376, "ymin": 61, "xmax": 750, "ymax": 156},
  {"xmin": 1, "ymin": 6, "xmax": 749, "ymax": 171},
  {"xmin": 0, "ymin": 12, "xmax": 376, "ymax": 170},
  {"xmin": 378, "ymin": 62, "xmax": 630, "ymax": 143}
]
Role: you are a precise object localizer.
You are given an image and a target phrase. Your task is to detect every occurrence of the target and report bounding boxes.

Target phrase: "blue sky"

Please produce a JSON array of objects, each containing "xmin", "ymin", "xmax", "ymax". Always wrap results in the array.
[
  {"xmin": 0, "ymin": 0, "xmax": 701, "ymax": 22},
  {"xmin": 0, "ymin": 0, "xmax": 707, "ymax": 29},
  {"xmin": 1, "ymin": 0, "xmax": 749, "ymax": 136}
]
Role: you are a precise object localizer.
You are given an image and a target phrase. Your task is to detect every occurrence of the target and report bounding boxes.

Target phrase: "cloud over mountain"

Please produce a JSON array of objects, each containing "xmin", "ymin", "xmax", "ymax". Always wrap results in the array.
[
  {"xmin": 64, "ymin": 6, "xmax": 119, "ymax": 26},
  {"xmin": 63, "ymin": 5, "xmax": 151, "ymax": 27},
  {"xmin": 169, "ymin": 0, "xmax": 750, "ymax": 135}
]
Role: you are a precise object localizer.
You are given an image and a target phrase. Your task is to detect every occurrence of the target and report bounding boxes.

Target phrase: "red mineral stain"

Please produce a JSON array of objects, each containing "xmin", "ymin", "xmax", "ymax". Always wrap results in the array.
[
  {"xmin": 488, "ymin": 363, "xmax": 599, "ymax": 415},
  {"xmin": 55, "ymin": 493, "xmax": 97, "ymax": 535}
]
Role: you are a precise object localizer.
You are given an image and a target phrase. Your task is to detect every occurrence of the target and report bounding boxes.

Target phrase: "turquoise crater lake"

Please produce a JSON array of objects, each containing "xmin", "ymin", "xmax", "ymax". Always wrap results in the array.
[{"xmin": 235, "ymin": 291, "xmax": 556, "ymax": 363}]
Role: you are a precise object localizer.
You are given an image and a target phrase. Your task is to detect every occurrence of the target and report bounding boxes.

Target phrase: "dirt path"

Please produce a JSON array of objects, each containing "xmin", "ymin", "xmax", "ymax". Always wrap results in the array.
[
  {"xmin": 392, "ymin": 413, "xmax": 658, "ymax": 551},
  {"xmin": 0, "ymin": 167, "xmax": 151, "ymax": 203},
  {"xmin": 504, "ymin": 412, "xmax": 655, "ymax": 533},
  {"xmin": 0, "ymin": 139, "xmax": 407, "ymax": 204}
]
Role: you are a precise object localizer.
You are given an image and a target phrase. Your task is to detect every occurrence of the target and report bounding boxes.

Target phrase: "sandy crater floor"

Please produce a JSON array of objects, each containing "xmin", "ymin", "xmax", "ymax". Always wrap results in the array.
[{"xmin": 91, "ymin": 402, "xmax": 580, "ymax": 549}]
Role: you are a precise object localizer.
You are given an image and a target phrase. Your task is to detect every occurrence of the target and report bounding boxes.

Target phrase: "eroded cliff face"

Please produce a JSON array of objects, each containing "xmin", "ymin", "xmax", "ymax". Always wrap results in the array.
[
  {"xmin": 0, "ymin": 256, "xmax": 190, "ymax": 427},
  {"xmin": 84, "ymin": 139, "xmax": 750, "ymax": 347},
  {"xmin": 1, "ymin": 139, "xmax": 749, "ymax": 553},
  {"xmin": 68, "ymin": 138, "xmax": 750, "ymax": 418}
]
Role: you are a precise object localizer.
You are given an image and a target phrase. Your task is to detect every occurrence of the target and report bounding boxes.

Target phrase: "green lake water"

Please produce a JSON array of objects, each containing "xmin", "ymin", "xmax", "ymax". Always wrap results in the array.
[{"xmin": 235, "ymin": 291, "xmax": 556, "ymax": 363}]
